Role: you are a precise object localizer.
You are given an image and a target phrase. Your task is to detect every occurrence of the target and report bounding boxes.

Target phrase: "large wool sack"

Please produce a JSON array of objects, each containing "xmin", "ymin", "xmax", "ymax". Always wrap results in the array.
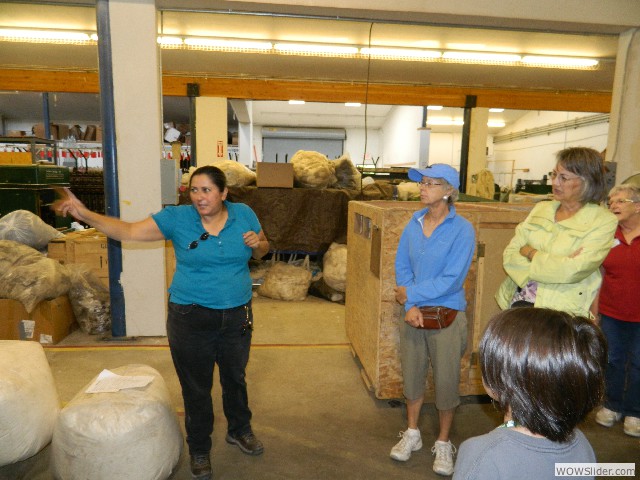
[
  {"xmin": 323, "ymin": 242, "xmax": 348, "ymax": 292},
  {"xmin": 0, "ymin": 240, "xmax": 71, "ymax": 313},
  {"xmin": 51, "ymin": 364, "xmax": 182, "ymax": 480},
  {"xmin": 211, "ymin": 160, "xmax": 256, "ymax": 187},
  {"xmin": 396, "ymin": 181, "xmax": 421, "ymax": 201},
  {"xmin": 66, "ymin": 264, "xmax": 111, "ymax": 335},
  {"xmin": 331, "ymin": 153, "xmax": 361, "ymax": 190},
  {"xmin": 0, "ymin": 341, "xmax": 60, "ymax": 466},
  {"xmin": 291, "ymin": 150, "xmax": 337, "ymax": 188},
  {"xmin": 258, "ymin": 260, "xmax": 312, "ymax": 301},
  {"xmin": 0, "ymin": 209, "xmax": 64, "ymax": 250}
]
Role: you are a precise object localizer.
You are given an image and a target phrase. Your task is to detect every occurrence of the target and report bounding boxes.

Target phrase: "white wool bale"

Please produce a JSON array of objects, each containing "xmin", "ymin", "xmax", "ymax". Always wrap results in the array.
[
  {"xmin": 396, "ymin": 181, "xmax": 421, "ymax": 201},
  {"xmin": 211, "ymin": 160, "xmax": 256, "ymax": 187},
  {"xmin": 51, "ymin": 364, "xmax": 182, "ymax": 480},
  {"xmin": 291, "ymin": 150, "xmax": 337, "ymax": 188},
  {"xmin": 0, "ymin": 341, "xmax": 60, "ymax": 466},
  {"xmin": 323, "ymin": 243, "xmax": 348, "ymax": 292},
  {"xmin": 258, "ymin": 261, "xmax": 312, "ymax": 301}
]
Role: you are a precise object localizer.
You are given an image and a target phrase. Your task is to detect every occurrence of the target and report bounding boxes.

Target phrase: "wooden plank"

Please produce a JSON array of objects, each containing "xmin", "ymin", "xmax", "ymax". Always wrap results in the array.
[{"xmin": 0, "ymin": 68, "xmax": 611, "ymax": 113}]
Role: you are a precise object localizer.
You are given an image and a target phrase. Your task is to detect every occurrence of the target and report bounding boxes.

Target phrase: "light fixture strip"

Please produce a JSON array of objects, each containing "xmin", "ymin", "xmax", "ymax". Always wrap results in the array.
[{"xmin": 0, "ymin": 27, "xmax": 600, "ymax": 70}]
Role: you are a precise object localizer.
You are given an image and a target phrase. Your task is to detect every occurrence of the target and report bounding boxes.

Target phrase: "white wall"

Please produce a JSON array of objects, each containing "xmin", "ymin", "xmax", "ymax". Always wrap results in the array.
[
  {"xmin": 490, "ymin": 111, "xmax": 608, "ymax": 188},
  {"xmin": 381, "ymin": 105, "xmax": 422, "ymax": 167}
]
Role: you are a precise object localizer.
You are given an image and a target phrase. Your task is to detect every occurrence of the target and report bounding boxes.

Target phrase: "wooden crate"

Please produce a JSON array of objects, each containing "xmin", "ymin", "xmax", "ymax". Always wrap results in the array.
[{"xmin": 345, "ymin": 201, "xmax": 531, "ymax": 399}]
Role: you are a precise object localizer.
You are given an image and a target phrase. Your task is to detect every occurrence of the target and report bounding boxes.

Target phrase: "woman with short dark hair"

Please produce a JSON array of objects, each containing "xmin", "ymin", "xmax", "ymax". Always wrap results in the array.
[
  {"xmin": 496, "ymin": 147, "xmax": 617, "ymax": 317},
  {"xmin": 54, "ymin": 165, "xmax": 269, "ymax": 480},
  {"xmin": 454, "ymin": 307, "xmax": 606, "ymax": 479}
]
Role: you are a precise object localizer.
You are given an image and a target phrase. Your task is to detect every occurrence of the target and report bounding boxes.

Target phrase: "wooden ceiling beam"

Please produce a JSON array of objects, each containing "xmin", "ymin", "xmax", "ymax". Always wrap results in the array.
[{"xmin": 0, "ymin": 68, "xmax": 611, "ymax": 113}]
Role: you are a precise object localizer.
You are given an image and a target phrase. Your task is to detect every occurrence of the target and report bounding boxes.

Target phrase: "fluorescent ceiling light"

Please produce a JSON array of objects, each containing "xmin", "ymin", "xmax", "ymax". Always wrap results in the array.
[
  {"xmin": 184, "ymin": 37, "xmax": 272, "ymax": 50},
  {"xmin": 0, "ymin": 28, "xmax": 92, "ymax": 42},
  {"xmin": 288, "ymin": 100, "xmax": 305, "ymax": 105},
  {"xmin": 345, "ymin": 102, "xmax": 361, "ymax": 107},
  {"xmin": 158, "ymin": 36, "xmax": 183, "ymax": 45},
  {"xmin": 427, "ymin": 105, "xmax": 444, "ymax": 110},
  {"xmin": 521, "ymin": 55, "xmax": 598, "ymax": 67},
  {"xmin": 274, "ymin": 43, "xmax": 358, "ymax": 55},
  {"xmin": 443, "ymin": 51, "xmax": 521, "ymax": 62},
  {"xmin": 489, "ymin": 108, "xmax": 505, "ymax": 112},
  {"xmin": 361, "ymin": 47, "xmax": 441, "ymax": 60},
  {"xmin": 488, "ymin": 120, "xmax": 506, "ymax": 128}
]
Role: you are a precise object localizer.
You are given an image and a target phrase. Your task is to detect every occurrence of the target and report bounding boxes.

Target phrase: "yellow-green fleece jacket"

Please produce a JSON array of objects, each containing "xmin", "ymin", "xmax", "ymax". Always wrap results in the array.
[{"xmin": 496, "ymin": 200, "xmax": 617, "ymax": 317}]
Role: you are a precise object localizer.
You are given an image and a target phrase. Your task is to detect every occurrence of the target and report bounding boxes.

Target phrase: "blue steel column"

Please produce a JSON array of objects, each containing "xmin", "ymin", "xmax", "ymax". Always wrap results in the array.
[
  {"xmin": 96, "ymin": 0, "xmax": 126, "ymax": 337},
  {"xmin": 42, "ymin": 93, "xmax": 51, "ymax": 140}
]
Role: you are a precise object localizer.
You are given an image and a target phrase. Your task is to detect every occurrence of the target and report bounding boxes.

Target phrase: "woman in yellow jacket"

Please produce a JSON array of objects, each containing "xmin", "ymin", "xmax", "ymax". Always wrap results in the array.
[{"xmin": 496, "ymin": 147, "xmax": 617, "ymax": 317}]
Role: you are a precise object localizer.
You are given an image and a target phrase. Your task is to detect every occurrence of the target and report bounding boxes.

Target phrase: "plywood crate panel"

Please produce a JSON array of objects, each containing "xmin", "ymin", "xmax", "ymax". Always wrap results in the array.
[{"xmin": 345, "ymin": 201, "xmax": 531, "ymax": 399}]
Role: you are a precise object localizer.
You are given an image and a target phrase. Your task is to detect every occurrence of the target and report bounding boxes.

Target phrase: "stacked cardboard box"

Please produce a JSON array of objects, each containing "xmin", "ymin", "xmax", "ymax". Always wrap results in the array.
[
  {"xmin": 48, "ymin": 229, "xmax": 109, "ymax": 289},
  {"xmin": 0, "ymin": 296, "xmax": 76, "ymax": 344}
]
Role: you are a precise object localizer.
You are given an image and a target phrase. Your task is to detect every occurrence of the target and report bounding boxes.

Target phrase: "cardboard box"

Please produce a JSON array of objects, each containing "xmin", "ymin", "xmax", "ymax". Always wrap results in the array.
[
  {"xmin": 33, "ymin": 123, "xmax": 58, "ymax": 140},
  {"xmin": 48, "ymin": 229, "xmax": 109, "ymax": 288},
  {"xmin": 0, "ymin": 296, "xmax": 77, "ymax": 344},
  {"xmin": 256, "ymin": 162, "xmax": 294, "ymax": 188}
]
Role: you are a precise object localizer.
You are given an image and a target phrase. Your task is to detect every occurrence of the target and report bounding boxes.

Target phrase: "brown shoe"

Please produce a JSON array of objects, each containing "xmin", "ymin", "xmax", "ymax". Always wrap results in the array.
[
  {"xmin": 225, "ymin": 431, "xmax": 264, "ymax": 455},
  {"xmin": 190, "ymin": 454, "xmax": 212, "ymax": 479}
]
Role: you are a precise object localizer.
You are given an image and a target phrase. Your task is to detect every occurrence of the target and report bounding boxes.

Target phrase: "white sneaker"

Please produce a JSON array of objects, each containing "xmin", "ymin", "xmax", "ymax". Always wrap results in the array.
[
  {"xmin": 432, "ymin": 440, "xmax": 456, "ymax": 476},
  {"xmin": 623, "ymin": 416, "xmax": 640, "ymax": 437},
  {"xmin": 390, "ymin": 429, "xmax": 422, "ymax": 461},
  {"xmin": 595, "ymin": 407, "xmax": 622, "ymax": 427}
]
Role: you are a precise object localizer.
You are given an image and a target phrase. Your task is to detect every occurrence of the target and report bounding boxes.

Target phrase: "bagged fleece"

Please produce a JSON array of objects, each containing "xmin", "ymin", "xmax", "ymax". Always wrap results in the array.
[
  {"xmin": 0, "ymin": 341, "xmax": 60, "ymax": 466},
  {"xmin": 51, "ymin": 364, "xmax": 182, "ymax": 480}
]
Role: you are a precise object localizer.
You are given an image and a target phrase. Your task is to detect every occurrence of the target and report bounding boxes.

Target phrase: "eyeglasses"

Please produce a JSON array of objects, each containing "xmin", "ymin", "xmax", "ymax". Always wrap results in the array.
[
  {"xmin": 416, "ymin": 181, "xmax": 443, "ymax": 188},
  {"xmin": 188, "ymin": 232, "xmax": 210, "ymax": 250},
  {"xmin": 606, "ymin": 198, "xmax": 638, "ymax": 208},
  {"xmin": 550, "ymin": 171, "xmax": 581, "ymax": 183}
]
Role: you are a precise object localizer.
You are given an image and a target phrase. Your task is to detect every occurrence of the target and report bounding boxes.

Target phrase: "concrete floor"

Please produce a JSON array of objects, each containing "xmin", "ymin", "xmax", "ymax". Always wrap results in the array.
[{"xmin": 1, "ymin": 295, "xmax": 637, "ymax": 479}]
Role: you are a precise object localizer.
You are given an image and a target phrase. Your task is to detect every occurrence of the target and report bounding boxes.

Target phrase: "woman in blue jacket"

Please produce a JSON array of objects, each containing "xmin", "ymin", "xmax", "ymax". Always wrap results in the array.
[
  {"xmin": 390, "ymin": 163, "xmax": 476, "ymax": 477},
  {"xmin": 496, "ymin": 147, "xmax": 616, "ymax": 317}
]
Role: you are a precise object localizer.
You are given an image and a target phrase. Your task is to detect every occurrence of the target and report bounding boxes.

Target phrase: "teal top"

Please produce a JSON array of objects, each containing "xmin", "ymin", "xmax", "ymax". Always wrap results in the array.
[{"xmin": 152, "ymin": 201, "xmax": 262, "ymax": 309}]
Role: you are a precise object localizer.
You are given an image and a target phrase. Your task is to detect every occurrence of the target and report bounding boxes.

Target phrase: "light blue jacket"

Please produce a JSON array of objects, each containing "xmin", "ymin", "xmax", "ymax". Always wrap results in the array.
[
  {"xmin": 496, "ymin": 200, "xmax": 617, "ymax": 316},
  {"xmin": 395, "ymin": 206, "xmax": 476, "ymax": 311}
]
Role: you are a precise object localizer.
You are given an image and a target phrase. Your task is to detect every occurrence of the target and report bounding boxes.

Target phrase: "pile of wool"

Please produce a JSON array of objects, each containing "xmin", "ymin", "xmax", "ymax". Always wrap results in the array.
[
  {"xmin": 322, "ymin": 242, "xmax": 348, "ymax": 292},
  {"xmin": 66, "ymin": 264, "xmax": 111, "ymax": 335},
  {"xmin": 0, "ymin": 240, "xmax": 71, "ymax": 313},
  {"xmin": 396, "ymin": 181, "xmax": 421, "ymax": 201},
  {"xmin": 0, "ymin": 210, "xmax": 64, "ymax": 251},
  {"xmin": 258, "ymin": 257, "xmax": 313, "ymax": 301},
  {"xmin": 331, "ymin": 153, "xmax": 361, "ymax": 190},
  {"xmin": 0, "ymin": 341, "xmax": 60, "ymax": 466},
  {"xmin": 211, "ymin": 160, "xmax": 256, "ymax": 187},
  {"xmin": 291, "ymin": 150, "xmax": 337, "ymax": 188}
]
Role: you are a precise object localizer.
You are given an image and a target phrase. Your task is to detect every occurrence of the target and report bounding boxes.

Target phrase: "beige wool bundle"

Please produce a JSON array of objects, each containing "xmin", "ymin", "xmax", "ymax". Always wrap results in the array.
[
  {"xmin": 291, "ymin": 150, "xmax": 337, "ymax": 188},
  {"xmin": 322, "ymin": 242, "xmax": 348, "ymax": 292},
  {"xmin": 258, "ymin": 260, "xmax": 313, "ymax": 301},
  {"xmin": 211, "ymin": 160, "xmax": 257, "ymax": 187}
]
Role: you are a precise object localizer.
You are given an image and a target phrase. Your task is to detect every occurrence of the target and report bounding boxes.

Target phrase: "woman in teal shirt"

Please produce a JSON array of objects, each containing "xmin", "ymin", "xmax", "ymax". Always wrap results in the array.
[
  {"xmin": 496, "ymin": 147, "xmax": 616, "ymax": 317},
  {"xmin": 54, "ymin": 165, "xmax": 269, "ymax": 480}
]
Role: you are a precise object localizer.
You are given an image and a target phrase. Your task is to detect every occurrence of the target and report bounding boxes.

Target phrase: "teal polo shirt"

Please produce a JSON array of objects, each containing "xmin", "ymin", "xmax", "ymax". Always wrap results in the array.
[{"xmin": 152, "ymin": 201, "xmax": 262, "ymax": 309}]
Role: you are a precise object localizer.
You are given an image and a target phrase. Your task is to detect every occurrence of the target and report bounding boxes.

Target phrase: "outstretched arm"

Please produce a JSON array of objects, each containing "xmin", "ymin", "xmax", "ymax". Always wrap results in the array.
[{"xmin": 52, "ymin": 187, "xmax": 165, "ymax": 242}]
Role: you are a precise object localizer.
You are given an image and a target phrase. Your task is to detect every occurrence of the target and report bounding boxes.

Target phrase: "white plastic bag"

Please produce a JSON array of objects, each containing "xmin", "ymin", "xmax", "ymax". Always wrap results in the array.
[
  {"xmin": 0, "ymin": 341, "xmax": 60, "ymax": 466},
  {"xmin": 51, "ymin": 364, "xmax": 182, "ymax": 480},
  {"xmin": 0, "ymin": 210, "xmax": 63, "ymax": 250}
]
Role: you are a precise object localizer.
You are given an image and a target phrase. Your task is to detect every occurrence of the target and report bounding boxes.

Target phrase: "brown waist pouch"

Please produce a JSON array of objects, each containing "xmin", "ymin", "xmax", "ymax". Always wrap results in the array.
[{"xmin": 417, "ymin": 306, "xmax": 458, "ymax": 329}]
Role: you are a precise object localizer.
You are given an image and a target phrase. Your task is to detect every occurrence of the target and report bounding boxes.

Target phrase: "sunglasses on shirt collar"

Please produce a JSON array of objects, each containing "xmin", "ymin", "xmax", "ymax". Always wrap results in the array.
[{"xmin": 188, "ymin": 232, "xmax": 210, "ymax": 250}]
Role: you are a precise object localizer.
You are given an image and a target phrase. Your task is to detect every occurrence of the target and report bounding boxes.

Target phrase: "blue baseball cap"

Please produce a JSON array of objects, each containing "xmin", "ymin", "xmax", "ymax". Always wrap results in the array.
[{"xmin": 408, "ymin": 163, "xmax": 460, "ymax": 190}]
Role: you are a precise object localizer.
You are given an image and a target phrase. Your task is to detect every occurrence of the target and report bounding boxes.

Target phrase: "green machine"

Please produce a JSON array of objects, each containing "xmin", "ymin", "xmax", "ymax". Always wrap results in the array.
[{"xmin": 0, "ymin": 164, "xmax": 72, "ymax": 228}]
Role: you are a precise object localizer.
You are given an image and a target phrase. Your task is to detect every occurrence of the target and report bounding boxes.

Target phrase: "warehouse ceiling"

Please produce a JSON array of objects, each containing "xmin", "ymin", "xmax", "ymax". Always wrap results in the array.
[{"xmin": 0, "ymin": 0, "xmax": 638, "ymax": 131}]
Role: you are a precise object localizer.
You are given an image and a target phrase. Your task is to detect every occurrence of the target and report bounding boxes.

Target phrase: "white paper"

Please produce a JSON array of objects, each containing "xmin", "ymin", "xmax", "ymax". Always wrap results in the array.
[{"xmin": 85, "ymin": 369, "xmax": 154, "ymax": 394}]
